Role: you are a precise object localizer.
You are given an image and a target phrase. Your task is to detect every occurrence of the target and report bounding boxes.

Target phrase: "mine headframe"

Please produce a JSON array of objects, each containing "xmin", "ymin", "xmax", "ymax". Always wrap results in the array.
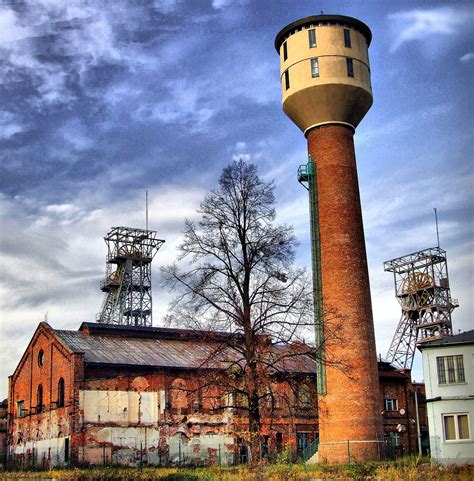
[
  {"xmin": 384, "ymin": 246, "xmax": 458, "ymax": 370},
  {"xmin": 97, "ymin": 226, "xmax": 165, "ymax": 327}
]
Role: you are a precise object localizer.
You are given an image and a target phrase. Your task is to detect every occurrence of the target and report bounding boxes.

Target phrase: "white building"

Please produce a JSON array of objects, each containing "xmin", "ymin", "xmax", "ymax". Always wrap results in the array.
[{"xmin": 419, "ymin": 330, "xmax": 474, "ymax": 465}]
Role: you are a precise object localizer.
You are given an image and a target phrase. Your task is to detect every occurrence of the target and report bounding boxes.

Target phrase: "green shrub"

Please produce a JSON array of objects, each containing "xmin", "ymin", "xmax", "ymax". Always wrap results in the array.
[{"xmin": 275, "ymin": 446, "xmax": 293, "ymax": 465}]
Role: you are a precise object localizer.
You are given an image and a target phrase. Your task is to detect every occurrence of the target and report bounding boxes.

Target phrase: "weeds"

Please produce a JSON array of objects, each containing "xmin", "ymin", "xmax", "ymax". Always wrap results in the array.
[{"xmin": 0, "ymin": 459, "xmax": 472, "ymax": 480}]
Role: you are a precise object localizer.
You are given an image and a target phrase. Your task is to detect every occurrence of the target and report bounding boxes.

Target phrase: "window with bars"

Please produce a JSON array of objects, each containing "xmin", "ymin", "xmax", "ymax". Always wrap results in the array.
[
  {"xmin": 437, "ymin": 355, "xmax": 465, "ymax": 384},
  {"xmin": 311, "ymin": 58, "xmax": 319, "ymax": 78},
  {"xmin": 308, "ymin": 29, "xmax": 316, "ymax": 48},
  {"xmin": 443, "ymin": 413, "xmax": 470, "ymax": 441},
  {"xmin": 344, "ymin": 29, "xmax": 351, "ymax": 48},
  {"xmin": 346, "ymin": 58, "xmax": 354, "ymax": 78}
]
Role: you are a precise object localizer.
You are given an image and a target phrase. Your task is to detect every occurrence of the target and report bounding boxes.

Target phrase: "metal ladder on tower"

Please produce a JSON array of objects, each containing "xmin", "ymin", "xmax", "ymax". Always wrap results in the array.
[{"xmin": 298, "ymin": 156, "xmax": 326, "ymax": 396}]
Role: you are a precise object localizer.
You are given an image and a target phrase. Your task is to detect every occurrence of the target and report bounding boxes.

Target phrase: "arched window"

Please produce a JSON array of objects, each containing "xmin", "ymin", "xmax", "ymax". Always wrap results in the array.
[
  {"xmin": 38, "ymin": 349, "xmax": 44, "ymax": 367},
  {"xmin": 57, "ymin": 378, "xmax": 65, "ymax": 408},
  {"xmin": 37, "ymin": 384, "xmax": 43, "ymax": 413}
]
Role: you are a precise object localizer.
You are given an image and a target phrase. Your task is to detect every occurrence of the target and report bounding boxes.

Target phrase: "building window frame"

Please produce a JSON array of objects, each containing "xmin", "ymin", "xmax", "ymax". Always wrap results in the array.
[
  {"xmin": 16, "ymin": 400, "xmax": 25, "ymax": 418},
  {"xmin": 296, "ymin": 431, "xmax": 310, "ymax": 454},
  {"xmin": 297, "ymin": 383, "xmax": 312, "ymax": 408},
  {"xmin": 384, "ymin": 398, "xmax": 398, "ymax": 411},
  {"xmin": 346, "ymin": 58, "xmax": 354, "ymax": 78},
  {"xmin": 38, "ymin": 349, "xmax": 44, "ymax": 367},
  {"xmin": 437, "ymin": 355, "xmax": 465, "ymax": 385},
  {"xmin": 64, "ymin": 438, "xmax": 70, "ymax": 464},
  {"xmin": 308, "ymin": 29, "xmax": 316, "ymax": 48},
  {"xmin": 344, "ymin": 28, "xmax": 351, "ymax": 48},
  {"xmin": 283, "ymin": 41, "xmax": 288, "ymax": 61},
  {"xmin": 390, "ymin": 431, "xmax": 402, "ymax": 447},
  {"xmin": 57, "ymin": 378, "xmax": 65, "ymax": 408},
  {"xmin": 36, "ymin": 384, "xmax": 43, "ymax": 413},
  {"xmin": 284, "ymin": 69, "xmax": 290, "ymax": 90},
  {"xmin": 310, "ymin": 57, "xmax": 319, "ymax": 78},
  {"xmin": 443, "ymin": 413, "xmax": 471, "ymax": 442}
]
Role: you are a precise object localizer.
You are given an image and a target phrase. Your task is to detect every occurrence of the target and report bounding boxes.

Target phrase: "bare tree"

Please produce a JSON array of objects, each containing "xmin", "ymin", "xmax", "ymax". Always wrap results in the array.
[{"xmin": 162, "ymin": 159, "xmax": 337, "ymax": 460}]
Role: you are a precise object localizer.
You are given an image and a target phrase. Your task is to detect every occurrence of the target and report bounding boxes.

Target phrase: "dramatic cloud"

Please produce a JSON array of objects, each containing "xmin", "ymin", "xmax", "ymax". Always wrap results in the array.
[
  {"xmin": 389, "ymin": 6, "xmax": 474, "ymax": 53},
  {"xmin": 0, "ymin": 0, "xmax": 472, "ymax": 399}
]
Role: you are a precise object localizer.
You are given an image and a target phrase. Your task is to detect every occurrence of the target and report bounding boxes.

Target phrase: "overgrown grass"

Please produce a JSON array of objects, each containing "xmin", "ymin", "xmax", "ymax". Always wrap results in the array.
[{"xmin": 1, "ymin": 459, "xmax": 472, "ymax": 480}]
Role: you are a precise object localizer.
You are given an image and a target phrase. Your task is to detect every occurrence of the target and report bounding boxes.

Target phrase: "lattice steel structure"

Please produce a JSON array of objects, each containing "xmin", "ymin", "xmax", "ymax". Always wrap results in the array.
[
  {"xmin": 384, "ymin": 247, "xmax": 458, "ymax": 369},
  {"xmin": 97, "ymin": 226, "xmax": 165, "ymax": 327}
]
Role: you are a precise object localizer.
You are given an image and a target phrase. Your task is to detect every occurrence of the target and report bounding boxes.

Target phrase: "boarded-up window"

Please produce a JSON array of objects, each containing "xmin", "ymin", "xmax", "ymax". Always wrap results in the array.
[{"xmin": 171, "ymin": 379, "xmax": 188, "ymax": 413}]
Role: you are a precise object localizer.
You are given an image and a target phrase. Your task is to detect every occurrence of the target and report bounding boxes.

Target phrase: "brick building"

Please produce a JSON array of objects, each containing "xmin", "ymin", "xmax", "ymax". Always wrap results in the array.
[
  {"xmin": 378, "ymin": 361, "xmax": 428, "ymax": 457},
  {"xmin": 7, "ymin": 322, "xmax": 318, "ymax": 468},
  {"xmin": 7, "ymin": 321, "xmax": 427, "ymax": 468}
]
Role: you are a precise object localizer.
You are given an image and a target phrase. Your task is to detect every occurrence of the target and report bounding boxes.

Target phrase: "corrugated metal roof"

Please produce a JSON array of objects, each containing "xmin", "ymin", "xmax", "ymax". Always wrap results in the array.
[{"xmin": 54, "ymin": 328, "xmax": 316, "ymax": 374}]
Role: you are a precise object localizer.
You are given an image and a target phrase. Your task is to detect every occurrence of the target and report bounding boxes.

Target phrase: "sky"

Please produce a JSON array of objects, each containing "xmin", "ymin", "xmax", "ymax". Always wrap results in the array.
[{"xmin": 0, "ymin": 0, "xmax": 473, "ymax": 400}]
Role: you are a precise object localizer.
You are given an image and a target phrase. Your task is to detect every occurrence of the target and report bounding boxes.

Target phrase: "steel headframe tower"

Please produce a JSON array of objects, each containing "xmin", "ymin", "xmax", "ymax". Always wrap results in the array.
[
  {"xmin": 97, "ymin": 226, "xmax": 165, "ymax": 327},
  {"xmin": 275, "ymin": 15, "xmax": 383, "ymax": 463},
  {"xmin": 384, "ymin": 247, "xmax": 458, "ymax": 370}
]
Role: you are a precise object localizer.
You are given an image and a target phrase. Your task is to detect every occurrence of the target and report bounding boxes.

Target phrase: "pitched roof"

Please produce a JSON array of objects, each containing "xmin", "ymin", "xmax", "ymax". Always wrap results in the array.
[
  {"xmin": 417, "ymin": 329, "xmax": 474, "ymax": 350},
  {"xmin": 53, "ymin": 323, "xmax": 316, "ymax": 375}
]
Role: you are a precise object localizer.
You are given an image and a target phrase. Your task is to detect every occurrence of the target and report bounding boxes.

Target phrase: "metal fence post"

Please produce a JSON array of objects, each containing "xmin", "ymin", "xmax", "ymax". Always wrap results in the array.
[
  {"xmin": 218, "ymin": 444, "xmax": 221, "ymax": 466},
  {"xmin": 347, "ymin": 440, "xmax": 350, "ymax": 464}
]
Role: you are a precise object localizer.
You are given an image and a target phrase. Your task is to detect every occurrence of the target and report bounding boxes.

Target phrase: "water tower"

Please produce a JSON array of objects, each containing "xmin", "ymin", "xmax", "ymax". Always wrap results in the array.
[{"xmin": 275, "ymin": 15, "xmax": 383, "ymax": 462}]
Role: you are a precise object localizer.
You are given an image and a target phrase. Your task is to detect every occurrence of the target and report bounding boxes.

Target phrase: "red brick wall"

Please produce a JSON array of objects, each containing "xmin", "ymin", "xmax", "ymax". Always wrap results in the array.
[
  {"xmin": 7, "ymin": 323, "xmax": 80, "ymax": 466},
  {"xmin": 379, "ymin": 375, "xmax": 428, "ymax": 457},
  {"xmin": 307, "ymin": 125, "xmax": 383, "ymax": 462}
]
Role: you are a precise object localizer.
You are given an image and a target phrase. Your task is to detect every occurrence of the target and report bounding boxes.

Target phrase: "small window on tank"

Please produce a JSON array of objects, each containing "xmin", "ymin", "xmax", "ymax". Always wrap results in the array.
[
  {"xmin": 284, "ymin": 70, "xmax": 290, "ymax": 90},
  {"xmin": 346, "ymin": 58, "xmax": 354, "ymax": 78},
  {"xmin": 283, "ymin": 42, "xmax": 288, "ymax": 61},
  {"xmin": 308, "ymin": 29, "xmax": 316, "ymax": 48},
  {"xmin": 344, "ymin": 28, "xmax": 351, "ymax": 48},
  {"xmin": 310, "ymin": 58, "xmax": 319, "ymax": 78}
]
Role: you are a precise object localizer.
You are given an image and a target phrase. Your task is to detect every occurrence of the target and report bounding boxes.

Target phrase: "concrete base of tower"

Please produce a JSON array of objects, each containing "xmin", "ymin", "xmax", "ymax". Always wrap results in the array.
[{"xmin": 318, "ymin": 440, "xmax": 384, "ymax": 464}]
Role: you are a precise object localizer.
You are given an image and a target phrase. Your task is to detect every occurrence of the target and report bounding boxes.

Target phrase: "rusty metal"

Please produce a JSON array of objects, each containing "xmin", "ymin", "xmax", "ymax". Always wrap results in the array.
[
  {"xmin": 54, "ymin": 324, "xmax": 316, "ymax": 374},
  {"xmin": 384, "ymin": 246, "xmax": 458, "ymax": 369},
  {"xmin": 97, "ymin": 226, "xmax": 165, "ymax": 327}
]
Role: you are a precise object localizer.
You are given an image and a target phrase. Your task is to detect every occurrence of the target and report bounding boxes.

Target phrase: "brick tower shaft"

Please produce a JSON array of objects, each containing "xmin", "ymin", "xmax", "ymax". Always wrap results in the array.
[{"xmin": 307, "ymin": 125, "xmax": 383, "ymax": 462}]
